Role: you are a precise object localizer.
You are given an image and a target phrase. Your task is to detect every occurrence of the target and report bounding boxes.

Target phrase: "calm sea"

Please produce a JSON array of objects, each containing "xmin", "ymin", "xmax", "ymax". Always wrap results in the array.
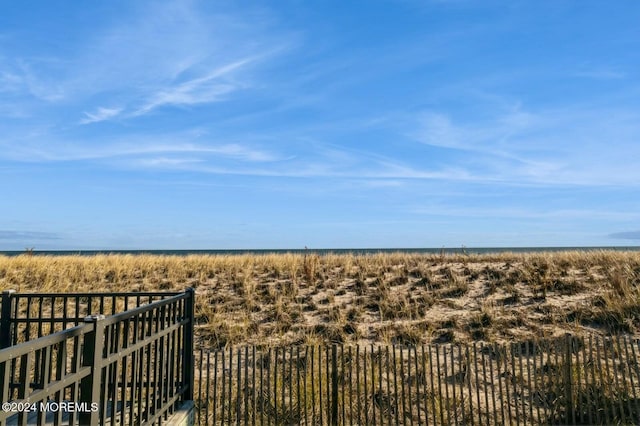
[{"xmin": 1, "ymin": 247, "xmax": 639, "ymax": 257}]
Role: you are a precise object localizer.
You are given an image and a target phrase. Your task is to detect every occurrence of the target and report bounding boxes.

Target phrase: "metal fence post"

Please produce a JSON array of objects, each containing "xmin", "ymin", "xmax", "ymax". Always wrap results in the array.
[
  {"xmin": 0, "ymin": 290, "xmax": 16, "ymax": 349},
  {"xmin": 79, "ymin": 314, "xmax": 106, "ymax": 425},
  {"xmin": 183, "ymin": 288, "xmax": 195, "ymax": 401}
]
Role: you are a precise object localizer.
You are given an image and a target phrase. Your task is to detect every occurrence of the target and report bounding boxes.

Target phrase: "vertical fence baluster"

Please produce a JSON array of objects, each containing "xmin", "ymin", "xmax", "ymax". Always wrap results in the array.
[
  {"xmin": 613, "ymin": 336, "xmax": 626, "ymax": 422},
  {"xmin": 605, "ymin": 335, "xmax": 618, "ymax": 423},
  {"xmin": 49, "ymin": 296, "xmax": 56, "ymax": 336},
  {"xmin": 420, "ymin": 345, "xmax": 428, "ymax": 426},
  {"xmin": 400, "ymin": 346, "xmax": 413, "ymax": 425},
  {"xmin": 348, "ymin": 346, "xmax": 353, "ymax": 426},
  {"xmin": 408, "ymin": 347, "xmax": 415, "ymax": 426},
  {"xmin": 120, "ymin": 321, "xmax": 130, "ymax": 426},
  {"xmin": 336, "ymin": 345, "xmax": 342, "ymax": 426},
  {"xmin": 546, "ymin": 339, "xmax": 562, "ymax": 424},
  {"xmin": 149, "ymin": 316, "xmax": 163, "ymax": 420},
  {"xmin": 450, "ymin": 344, "xmax": 458, "ymax": 426},
  {"xmin": 517, "ymin": 342, "xmax": 526, "ymax": 426},
  {"xmin": 616, "ymin": 337, "xmax": 627, "ymax": 422},
  {"xmin": 611, "ymin": 336, "xmax": 626, "ymax": 422},
  {"xmin": 465, "ymin": 345, "xmax": 474, "ymax": 426},
  {"xmin": 228, "ymin": 346, "xmax": 233, "ymax": 424},
  {"xmin": 370, "ymin": 345, "xmax": 376, "ymax": 426},
  {"xmin": 393, "ymin": 346, "xmax": 400, "ymax": 426},
  {"xmin": 318, "ymin": 346, "xmax": 331, "ymax": 424},
  {"xmin": 509, "ymin": 343, "xmax": 519, "ymax": 426},
  {"xmin": 267, "ymin": 347, "xmax": 272, "ymax": 426},
  {"xmin": 211, "ymin": 350, "xmax": 217, "ymax": 426},
  {"xmin": 435, "ymin": 345, "xmax": 445, "ymax": 426},
  {"xmin": 413, "ymin": 346, "xmax": 422, "ymax": 426},
  {"xmin": 304, "ymin": 346, "xmax": 309, "ymax": 426},
  {"xmin": 356, "ymin": 345, "xmax": 361, "ymax": 426},
  {"xmin": 625, "ymin": 336, "xmax": 640, "ymax": 422},
  {"xmin": 363, "ymin": 346, "xmax": 368, "ymax": 425},
  {"xmin": 284, "ymin": 346, "xmax": 289, "ymax": 425},
  {"xmin": 37, "ymin": 296, "xmax": 44, "ymax": 339},
  {"xmin": 564, "ymin": 335, "xmax": 574, "ymax": 426},
  {"xmin": 472, "ymin": 342, "xmax": 481, "ymax": 426},
  {"xmin": 258, "ymin": 348, "xmax": 264, "ymax": 426},
  {"xmin": 386, "ymin": 346, "xmax": 392, "ymax": 426},
  {"xmin": 573, "ymin": 337, "xmax": 582, "ymax": 425},
  {"xmin": 244, "ymin": 346, "xmax": 249, "ymax": 426},
  {"xmin": 296, "ymin": 346, "xmax": 301, "ymax": 426},
  {"xmin": 129, "ymin": 317, "xmax": 139, "ymax": 425},
  {"xmin": 321, "ymin": 346, "xmax": 327, "ymax": 425},
  {"xmin": 144, "ymin": 312, "xmax": 153, "ymax": 422},
  {"xmin": 540, "ymin": 339, "xmax": 548, "ymax": 425},
  {"xmin": 494, "ymin": 343, "xmax": 505, "ymax": 426},
  {"xmin": 53, "ymin": 339, "xmax": 67, "ymax": 425},
  {"xmin": 580, "ymin": 336, "xmax": 591, "ymax": 426},
  {"xmin": 340, "ymin": 345, "xmax": 345, "ymax": 425},
  {"xmin": 377, "ymin": 346, "xmax": 383, "ymax": 425},
  {"xmin": 290, "ymin": 346, "xmax": 294, "ymax": 425},
  {"xmin": 274, "ymin": 347, "xmax": 278, "ymax": 426},
  {"xmin": 327, "ymin": 345, "xmax": 332, "ymax": 425},
  {"xmin": 525, "ymin": 342, "xmax": 534, "ymax": 425},
  {"xmin": 440, "ymin": 345, "xmax": 450, "ymax": 425},
  {"xmin": 426, "ymin": 344, "xmax": 436, "ymax": 426},
  {"xmin": 17, "ymin": 351, "xmax": 33, "ymax": 425},
  {"xmin": 593, "ymin": 337, "xmax": 607, "ymax": 424},
  {"xmin": 111, "ymin": 325, "xmax": 121, "ymax": 425},
  {"xmin": 602, "ymin": 337, "xmax": 617, "ymax": 421},
  {"xmin": 415, "ymin": 346, "xmax": 422, "ymax": 425},
  {"xmin": 236, "ymin": 347, "xmax": 241, "ymax": 425},
  {"xmin": 399, "ymin": 347, "xmax": 407, "ymax": 425},
  {"xmin": 480, "ymin": 343, "xmax": 496, "ymax": 425},
  {"xmin": 335, "ymin": 345, "xmax": 342, "ymax": 425},
  {"xmin": 221, "ymin": 349, "xmax": 227, "ymax": 425},
  {"xmin": 251, "ymin": 346, "xmax": 258, "ymax": 424},
  {"xmin": 310, "ymin": 346, "xmax": 315, "ymax": 425},
  {"xmin": 197, "ymin": 349, "xmax": 203, "ymax": 425},
  {"xmin": 318, "ymin": 346, "xmax": 323, "ymax": 426}
]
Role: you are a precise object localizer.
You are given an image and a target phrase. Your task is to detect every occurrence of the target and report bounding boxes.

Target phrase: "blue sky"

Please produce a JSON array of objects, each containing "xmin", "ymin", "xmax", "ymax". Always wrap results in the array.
[{"xmin": 1, "ymin": 0, "xmax": 639, "ymax": 250}]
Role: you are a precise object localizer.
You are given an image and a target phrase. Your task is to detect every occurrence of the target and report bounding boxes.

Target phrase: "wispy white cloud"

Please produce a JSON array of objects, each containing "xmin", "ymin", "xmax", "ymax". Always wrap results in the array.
[
  {"xmin": 409, "ymin": 97, "xmax": 640, "ymax": 186},
  {"xmin": 1, "ymin": 1, "xmax": 291, "ymax": 123},
  {"xmin": 574, "ymin": 68, "xmax": 626, "ymax": 80},
  {"xmin": 0, "ymin": 70, "xmax": 22, "ymax": 93},
  {"xmin": 80, "ymin": 107, "xmax": 123, "ymax": 124},
  {"xmin": 134, "ymin": 157, "xmax": 205, "ymax": 168},
  {"xmin": 16, "ymin": 141, "xmax": 280, "ymax": 164},
  {"xmin": 133, "ymin": 57, "xmax": 257, "ymax": 116}
]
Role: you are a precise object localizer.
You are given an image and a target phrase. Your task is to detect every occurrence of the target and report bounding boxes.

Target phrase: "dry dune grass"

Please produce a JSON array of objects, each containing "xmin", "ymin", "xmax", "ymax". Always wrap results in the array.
[{"xmin": 1, "ymin": 250, "xmax": 640, "ymax": 349}]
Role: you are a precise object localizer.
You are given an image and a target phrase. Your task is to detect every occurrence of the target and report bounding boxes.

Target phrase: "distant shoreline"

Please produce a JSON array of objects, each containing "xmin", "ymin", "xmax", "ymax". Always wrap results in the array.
[{"xmin": 1, "ymin": 246, "xmax": 639, "ymax": 257}]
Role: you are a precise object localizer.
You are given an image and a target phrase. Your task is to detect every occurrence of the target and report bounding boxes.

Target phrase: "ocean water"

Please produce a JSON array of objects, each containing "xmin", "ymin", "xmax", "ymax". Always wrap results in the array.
[{"xmin": 1, "ymin": 246, "xmax": 639, "ymax": 257}]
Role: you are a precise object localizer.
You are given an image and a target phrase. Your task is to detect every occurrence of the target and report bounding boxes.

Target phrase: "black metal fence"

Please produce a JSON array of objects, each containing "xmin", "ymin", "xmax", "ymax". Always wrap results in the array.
[
  {"xmin": 0, "ymin": 288, "xmax": 195, "ymax": 425},
  {"xmin": 194, "ymin": 335, "xmax": 640, "ymax": 425}
]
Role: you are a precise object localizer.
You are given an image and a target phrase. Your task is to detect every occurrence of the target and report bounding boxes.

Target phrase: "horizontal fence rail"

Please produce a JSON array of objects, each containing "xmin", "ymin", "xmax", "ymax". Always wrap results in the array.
[
  {"xmin": 195, "ymin": 335, "xmax": 640, "ymax": 425},
  {"xmin": 0, "ymin": 289, "xmax": 194, "ymax": 426},
  {"xmin": 0, "ymin": 290, "xmax": 182, "ymax": 348}
]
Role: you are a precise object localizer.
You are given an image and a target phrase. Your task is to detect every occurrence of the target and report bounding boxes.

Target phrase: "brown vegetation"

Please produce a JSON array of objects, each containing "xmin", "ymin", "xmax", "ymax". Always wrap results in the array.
[{"xmin": 1, "ymin": 250, "xmax": 640, "ymax": 349}]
